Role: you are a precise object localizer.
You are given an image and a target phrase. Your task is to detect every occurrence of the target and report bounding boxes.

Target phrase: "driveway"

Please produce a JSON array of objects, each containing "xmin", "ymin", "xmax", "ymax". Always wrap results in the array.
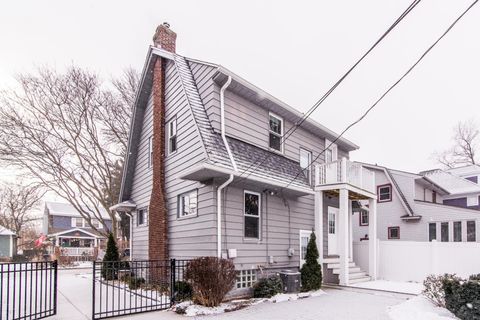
[{"xmin": 52, "ymin": 269, "xmax": 407, "ymax": 320}]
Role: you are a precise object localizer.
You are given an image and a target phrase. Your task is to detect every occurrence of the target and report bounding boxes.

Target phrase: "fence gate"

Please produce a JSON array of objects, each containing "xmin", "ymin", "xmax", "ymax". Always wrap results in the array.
[
  {"xmin": 92, "ymin": 259, "xmax": 187, "ymax": 320},
  {"xmin": 1, "ymin": 261, "xmax": 58, "ymax": 320}
]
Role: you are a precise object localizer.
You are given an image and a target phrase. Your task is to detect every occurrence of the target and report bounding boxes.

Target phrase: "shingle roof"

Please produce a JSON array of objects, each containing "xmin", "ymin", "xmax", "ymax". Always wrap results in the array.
[
  {"xmin": 45, "ymin": 201, "xmax": 111, "ymax": 219},
  {"xmin": 0, "ymin": 226, "xmax": 15, "ymax": 236}
]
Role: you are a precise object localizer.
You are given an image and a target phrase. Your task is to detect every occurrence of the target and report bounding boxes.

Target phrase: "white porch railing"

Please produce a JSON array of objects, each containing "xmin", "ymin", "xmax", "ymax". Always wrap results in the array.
[
  {"xmin": 59, "ymin": 247, "xmax": 95, "ymax": 256},
  {"xmin": 315, "ymin": 158, "xmax": 375, "ymax": 194}
]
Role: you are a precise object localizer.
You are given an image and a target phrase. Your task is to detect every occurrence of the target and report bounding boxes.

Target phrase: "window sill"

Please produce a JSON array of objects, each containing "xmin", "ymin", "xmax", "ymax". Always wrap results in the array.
[
  {"xmin": 243, "ymin": 238, "xmax": 261, "ymax": 243},
  {"xmin": 177, "ymin": 214, "xmax": 198, "ymax": 221}
]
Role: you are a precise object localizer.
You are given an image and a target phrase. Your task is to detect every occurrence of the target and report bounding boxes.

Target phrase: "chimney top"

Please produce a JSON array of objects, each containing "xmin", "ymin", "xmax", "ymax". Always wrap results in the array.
[{"xmin": 153, "ymin": 22, "xmax": 177, "ymax": 53}]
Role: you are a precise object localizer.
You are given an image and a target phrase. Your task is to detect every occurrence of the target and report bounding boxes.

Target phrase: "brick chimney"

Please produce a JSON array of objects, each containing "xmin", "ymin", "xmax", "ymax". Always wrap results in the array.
[
  {"xmin": 148, "ymin": 22, "xmax": 175, "ymax": 265},
  {"xmin": 152, "ymin": 22, "xmax": 177, "ymax": 53}
]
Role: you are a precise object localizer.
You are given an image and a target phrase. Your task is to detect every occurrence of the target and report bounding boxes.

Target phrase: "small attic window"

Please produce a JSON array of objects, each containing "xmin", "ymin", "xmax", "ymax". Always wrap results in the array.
[{"xmin": 269, "ymin": 113, "xmax": 283, "ymax": 153}]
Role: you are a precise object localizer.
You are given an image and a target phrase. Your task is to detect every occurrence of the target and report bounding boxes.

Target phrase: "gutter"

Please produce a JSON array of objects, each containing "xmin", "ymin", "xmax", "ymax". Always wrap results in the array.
[{"xmin": 217, "ymin": 76, "xmax": 237, "ymax": 258}]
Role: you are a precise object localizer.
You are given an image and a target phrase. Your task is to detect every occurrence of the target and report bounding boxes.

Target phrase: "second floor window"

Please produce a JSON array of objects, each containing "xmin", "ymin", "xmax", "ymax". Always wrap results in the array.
[
  {"xmin": 167, "ymin": 117, "xmax": 177, "ymax": 154},
  {"xmin": 178, "ymin": 190, "xmax": 198, "ymax": 218},
  {"xmin": 269, "ymin": 113, "xmax": 283, "ymax": 152},
  {"xmin": 137, "ymin": 207, "xmax": 148, "ymax": 226},
  {"xmin": 148, "ymin": 136, "xmax": 153, "ymax": 168},
  {"xmin": 299, "ymin": 148, "xmax": 312, "ymax": 184},
  {"xmin": 377, "ymin": 184, "xmax": 392, "ymax": 202}
]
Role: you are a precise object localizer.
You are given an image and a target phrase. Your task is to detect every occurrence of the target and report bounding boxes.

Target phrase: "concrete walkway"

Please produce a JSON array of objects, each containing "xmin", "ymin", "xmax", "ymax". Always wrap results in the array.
[{"xmin": 51, "ymin": 269, "xmax": 407, "ymax": 320}]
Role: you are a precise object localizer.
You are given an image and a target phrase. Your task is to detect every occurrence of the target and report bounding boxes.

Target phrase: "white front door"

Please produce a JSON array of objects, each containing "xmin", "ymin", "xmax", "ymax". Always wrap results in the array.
[
  {"xmin": 328, "ymin": 207, "xmax": 339, "ymax": 255},
  {"xmin": 299, "ymin": 230, "xmax": 311, "ymax": 267}
]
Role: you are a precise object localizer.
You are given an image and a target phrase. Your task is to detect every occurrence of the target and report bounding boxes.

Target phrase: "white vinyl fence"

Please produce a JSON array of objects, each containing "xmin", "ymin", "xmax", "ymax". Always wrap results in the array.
[{"xmin": 353, "ymin": 240, "xmax": 480, "ymax": 282}]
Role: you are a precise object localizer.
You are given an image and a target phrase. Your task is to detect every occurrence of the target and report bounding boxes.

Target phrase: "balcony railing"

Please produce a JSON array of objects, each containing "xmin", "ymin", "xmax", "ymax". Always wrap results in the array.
[
  {"xmin": 315, "ymin": 158, "xmax": 375, "ymax": 194},
  {"xmin": 59, "ymin": 247, "xmax": 95, "ymax": 256}
]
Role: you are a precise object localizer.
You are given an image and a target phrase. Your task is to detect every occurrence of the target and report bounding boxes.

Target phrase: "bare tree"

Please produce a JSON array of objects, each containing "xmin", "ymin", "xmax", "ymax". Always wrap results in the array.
[
  {"xmin": 0, "ymin": 66, "xmax": 138, "ymax": 237},
  {"xmin": 435, "ymin": 120, "xmax": 479, "ymax": 168},
  {"xmin": 0, "ymin": 183, "xmax": 44, "ymax": 235}
]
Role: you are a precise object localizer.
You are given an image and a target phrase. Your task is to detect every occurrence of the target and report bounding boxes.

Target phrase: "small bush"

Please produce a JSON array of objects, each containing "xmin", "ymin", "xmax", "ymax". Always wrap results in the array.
[
  {"xmin": 185, "ymin": 257, "xmax": 236, "ymax": 307},
  {"xmin": 443, "ymin": 277, "xmax": 480, "ymax": 320},
  {"xmin": 300, "ymin": 231, "xmax": 322, "ymax": 291},
  {"xmin": 423, "ymin": 274, "xmax": 461, "ymax": 307},
  {"xmin": 253, "ymin": 275, "xmax": 283, "ymax": 298},
  {"xmin": 127, "ymin": 277, "xmax": 145, "ymax": 290},
  {"xmin": 101, "ymin": 233, "xmax": 120, "ymax": 280},
  {"xmin": 174, "ymin": 281, "xmax": 193, "ymax": 302},
  {"xmin": 469, "ymin": 274, "xmax": 480, "ymax": 281}
]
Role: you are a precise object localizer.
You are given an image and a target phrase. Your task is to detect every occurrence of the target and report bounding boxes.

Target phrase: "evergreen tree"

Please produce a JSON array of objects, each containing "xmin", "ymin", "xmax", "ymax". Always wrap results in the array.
[
  {"xmin": 102, "ymin": 233, "xmax": 120, "ymax": 280},
  {"xmin": 300, "ymin": 231, "xmax": 322, "ymax": 291}
]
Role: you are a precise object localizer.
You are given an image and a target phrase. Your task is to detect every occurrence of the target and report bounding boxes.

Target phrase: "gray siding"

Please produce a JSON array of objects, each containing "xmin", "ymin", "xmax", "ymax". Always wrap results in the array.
[{"xmin": 0, "ymin": 235, "xmax": 11, "ymax": 257}]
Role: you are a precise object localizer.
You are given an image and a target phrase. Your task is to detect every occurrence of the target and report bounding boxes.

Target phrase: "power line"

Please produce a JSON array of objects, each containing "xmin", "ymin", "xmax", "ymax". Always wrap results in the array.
[
  {"xmin": 232, "ymin": 0, "xmax": 422, "ymax": 185},
  {"xmin": 285, "ymin": 0, "xmax": 479, "ymax": 188}
]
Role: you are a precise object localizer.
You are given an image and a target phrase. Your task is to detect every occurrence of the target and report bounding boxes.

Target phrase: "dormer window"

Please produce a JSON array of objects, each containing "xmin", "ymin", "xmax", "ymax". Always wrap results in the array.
[
  {"xmin": 269, "ymin": 113, "xmax": 283, "ymax": 152},
  {"xmin": 167, "ymin": 117, "xmax": 177, "ymax": 154}
]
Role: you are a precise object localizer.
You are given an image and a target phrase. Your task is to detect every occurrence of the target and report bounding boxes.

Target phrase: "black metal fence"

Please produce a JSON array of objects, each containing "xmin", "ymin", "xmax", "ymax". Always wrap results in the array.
[
  {"xmin": 92, "ymin": 259, "xmax": 188, "ymax": 320},
  {"xmin": 0, "ymin": 261, "xmax": 58, "ymax": 320}
]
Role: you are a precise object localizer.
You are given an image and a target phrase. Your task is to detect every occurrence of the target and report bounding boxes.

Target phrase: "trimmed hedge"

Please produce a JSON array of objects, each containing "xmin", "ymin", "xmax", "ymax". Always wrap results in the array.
[
  {"xmin": 442, "ymin": 277, "xmax": 480, "ymax": 319},
  {"xmin": 253, "ymin": 275, "xmax": 283, "ymax": 298}
]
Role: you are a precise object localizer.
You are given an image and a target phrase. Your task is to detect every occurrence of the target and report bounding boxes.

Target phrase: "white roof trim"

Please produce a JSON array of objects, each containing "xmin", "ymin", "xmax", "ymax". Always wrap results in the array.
[{"xmin": 49, "ymin": 228, "xmax": 102, "ymax": 238}]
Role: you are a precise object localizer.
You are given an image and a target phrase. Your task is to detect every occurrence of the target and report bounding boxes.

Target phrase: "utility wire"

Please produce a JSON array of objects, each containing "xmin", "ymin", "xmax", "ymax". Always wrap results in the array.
[
  {"xmin": 232, "ymin": 0, "xmax": 422, "ymax": 185},
  {"xmin": 285, "ymin": 0, "xmax": 479, "ymax": 188}
]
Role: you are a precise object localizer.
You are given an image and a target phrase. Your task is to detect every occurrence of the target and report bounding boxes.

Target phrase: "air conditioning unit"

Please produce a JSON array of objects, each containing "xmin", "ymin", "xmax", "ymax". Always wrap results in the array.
[{"xmin": 279, "ymin": 270, "xmax": 301, "ymax": 293}]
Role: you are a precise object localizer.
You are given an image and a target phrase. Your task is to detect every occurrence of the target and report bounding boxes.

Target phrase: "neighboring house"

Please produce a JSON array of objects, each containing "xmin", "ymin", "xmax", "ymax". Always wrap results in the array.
[
  {"xmin": 43, "ymin": 201, "xmax": 112, "ymax": 256},
  {"xmin": 0, "ymin": 226, "xmax": 17, "ymax": 258},
  {"xmin": 352, "ymin": 163, "xmax": 480, "ymax": 244},
  {"xmin": 113, "ymin": 23, "xmax": 380, "ymax": 289}
]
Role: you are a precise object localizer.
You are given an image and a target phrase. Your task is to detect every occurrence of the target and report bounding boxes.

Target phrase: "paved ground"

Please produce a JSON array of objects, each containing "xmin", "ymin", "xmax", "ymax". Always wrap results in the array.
[{"xmin": 52, "ymin": 269, "xmax": 408, "ymax": 320}]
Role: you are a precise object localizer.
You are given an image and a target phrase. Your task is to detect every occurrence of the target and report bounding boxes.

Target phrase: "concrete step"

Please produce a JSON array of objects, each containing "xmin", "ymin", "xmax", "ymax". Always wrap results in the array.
[
  {"xmin": 348, "ymin": 276, "xmax": 371, "ymax": 284},
  {"xmin": 348, "ymin": 271, "xmax": 368, "ymax": 280},
  {"xmin": 332, "ymin": 266, "xmax": 361, "ymax": 275},
  {"xmin": 327, "ymin": 262, "xmax": 355, "ymax": 269}
]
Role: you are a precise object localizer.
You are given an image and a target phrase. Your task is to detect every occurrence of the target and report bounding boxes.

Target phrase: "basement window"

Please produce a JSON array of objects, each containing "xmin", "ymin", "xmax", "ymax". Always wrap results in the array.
[
  {"xmin": 388, "ymin": 226, "xmax": 400, "ymax": 239},
  {"xmin": 167, "ymin": 117, "xmax": 177, "ymax": 155},
  {"xmin": 377, "ymin": 184, "xmax": 392, "ymax": 202},
  {"xmin": 269, "ymin": 113, "xmax": 283, "ymax": 152},
  {"xmin": 236, "ymin": 270, "xmax": 257, "ymax": 289},
  {"xmin": 178, "ymin": 190, "xmax": 198, "ymax": 218}
]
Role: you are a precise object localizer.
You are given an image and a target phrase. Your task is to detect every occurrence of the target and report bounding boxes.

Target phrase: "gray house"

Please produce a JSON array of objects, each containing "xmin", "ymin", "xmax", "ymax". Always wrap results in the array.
[
  {"xmin": 352, "ymin": 163, "xmax": 480, "ymax": 244},
  {"xmin": 113, "ymin": 23, "xmax": 380, "ymax": 289},
  {"xmin": 0, "ymin": 226, "xmax": 17, "ymax": 258}
]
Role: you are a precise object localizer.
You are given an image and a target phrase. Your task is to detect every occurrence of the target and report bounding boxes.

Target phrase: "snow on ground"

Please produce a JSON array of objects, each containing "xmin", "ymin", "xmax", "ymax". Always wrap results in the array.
[
  {"xmin": 351, "ymin": 280, "xmax": 423, "ymax": 295},
  {"xmin": 387, "ymin": 296, "xmax": 457, "ymax": 320},
  {"xmin": 60, "ymin": 261, "xmax": 92, "ymax": 269}
]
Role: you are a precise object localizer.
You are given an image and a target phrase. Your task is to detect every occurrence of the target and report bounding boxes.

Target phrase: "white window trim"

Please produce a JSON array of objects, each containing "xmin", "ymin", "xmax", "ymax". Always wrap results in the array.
[
  {"xmin": 243, "ymin": 190, "xmax": 261, "ymax": 240},
  {"xmin": 268, "ymin": 112, "xmax": 284, "ymax": 154},
  {"xmin": 167, "ymin": 117, "xmax": 177, "ymax": 155},
  {"xmin": 377, "ymin": 185, "xmax": 392, "ymax": 202},
  {"xmin": 177, "ymin": 189, "xmax": 198, "ymax": 219},
  {"xmin": 325, "ymin": 139, "xmax": 338, "ymax": 163},
  {"xmin": 299, "ymin": 147, "xmax": 312, "ymax": 184},
  {"xmin": 137, "ymin": 207, "xmax": 148, "ymax": 227},
  {"xmin": 359, "ymin": 211, "xmax": 369, "ymax": 226},
  {"xmin": 299, "ymin": 230, "xmax": 311, "ymax": 267},
  {"xmin": 148, "ymin": 136, "xmax": 153, "ymax": 168}
]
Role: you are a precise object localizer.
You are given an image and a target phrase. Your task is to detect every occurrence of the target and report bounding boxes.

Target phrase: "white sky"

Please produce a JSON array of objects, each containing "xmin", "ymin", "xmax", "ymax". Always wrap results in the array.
[{"xmin": 0, "ymin": 0, "xmax": 479, "ymax": 183}]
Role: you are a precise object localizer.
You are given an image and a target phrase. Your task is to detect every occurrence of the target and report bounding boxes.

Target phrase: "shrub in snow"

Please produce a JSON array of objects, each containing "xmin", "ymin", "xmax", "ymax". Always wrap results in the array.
[
  {"xmin": 443, "ymin": 276, "xmax": 480, "ymax": 320},
  {"xmin": 300, "ymin": 231, "xmax": 322, "ymax": 291},
  {"xmin": 102, "ymin": 233, "xmax": 121, "ymax": 280},
  {"xmin": 185, "ymin": 257, "xmax": 236, "ymax": 307},
  {"xmin": 469, "ymin": 274, "xmax": 480, "ymax": 281},
  {"xmin": 174, "ymin": 281, "xmax": 193, "ymax": 302},
  {"xmin": 253, "ymin": 275, "xmax": 283, "ymax": 298},
  {"xmin": 423, "ymin": 274, "xmax": 460, "ymax": 307}
]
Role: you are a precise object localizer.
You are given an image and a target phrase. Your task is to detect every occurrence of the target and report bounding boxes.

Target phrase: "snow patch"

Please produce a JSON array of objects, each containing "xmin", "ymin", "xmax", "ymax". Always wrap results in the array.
[
  {"xmin": 388, "ymin": 296, "xmax": 457, "ymax": 320},
  {"xmin": 351, "ymin": 280, "xmax": 423, "ymax": 295}
]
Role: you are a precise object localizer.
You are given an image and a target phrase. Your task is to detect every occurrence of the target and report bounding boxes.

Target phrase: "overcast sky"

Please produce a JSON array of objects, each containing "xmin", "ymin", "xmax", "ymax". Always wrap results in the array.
[{"xmin": 0, "ymin": 0, "xmax": 479, "ymax": 184}]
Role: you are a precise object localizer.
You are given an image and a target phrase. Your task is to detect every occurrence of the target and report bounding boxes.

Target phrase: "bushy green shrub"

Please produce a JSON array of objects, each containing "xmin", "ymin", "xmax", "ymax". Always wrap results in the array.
[
  {"xmin": 101, "ymin": 233, "xmax": 120, "ymax": 280},
  {"xmin": 300, "ymin": 231, "xmax": 322, "ymax": 291},
  {"xmin": 127, "ymin": 277, "xmax": 145, "ymax": 290},
  {"xmin": 174, "ymin": 281, "xmax": 193, "ymax": 302},
  {"xmin": 185, "ymin": 257, "xmax": 236, "ymax": 307},
  {"xmin": 443, "ymin": 276, "xmax": 480, "ymax": 319},
  {"xmin": 253, "ymin": 275, "xmax": 283, "ymax": 298},
  {"xmin": 423, "ymin": 274, "xmax": 461, "ymax": 307}
]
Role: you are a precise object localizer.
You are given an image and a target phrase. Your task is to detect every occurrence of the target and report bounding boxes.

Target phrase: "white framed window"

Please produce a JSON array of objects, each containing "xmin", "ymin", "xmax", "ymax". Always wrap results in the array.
[
  {"xmin": 467, "ymin": 221, "xmax": 476, "ymax": 242},
  {"xmin": 300, "ymin": 148, "xmax": 312, "ymax": 184},
  {"xmin": 299, "ymin": 230, "xmax": 311, "ymax": 267},
  {"xmin": 269, "ymin": 113, "xmax": 283, "ymax": 152},
  {"xmin": 167, "ymin": 117, "xmax": 177, "ymax": 155},
  {"xmin": 328, "ymin": 212, "xmax": 336, "ymax": 234},
  {"xmin": 377, "ymin": 184, "xmax": 392, "ymax": 202},
  {"xmin": 148, "ymin": 136, "xmax": 153, "ymax": 168},
  {"xmin": 72, "ymin": 217, "xmax": 85, "ymax": 228},
  {"xmin": 359, "ymin": 211, "xmax": 369, "ymax": 226},
  {"xmin": 178, "ymin": 190, "xmax": 198, "ymax": 218},
  {"xmin": 236, "ymin": 269, "xmax": 257, "ymax": 289},
  {"xmin": 244, "ymin": 191, "xmax": 261, "ymax": 239},
  {"xmin": 429, "ymin": 222, "xmax": 437, "ymax": 242},
  {"xmin": 453, "ymin": 221, "xmax": 462, "ymax": 242},
  {"xmin": 325, "ymin": 139, "xmax": 338, "ymax": 163},
  {"xmin": 441, "ymin": 222, "xmax": 449, "ymax": 242},
  {"xmin": 137, "ymin": 207, "xmax": 148, "ymax": 226},
  {"xmin": 92, "ymin": 219, "xmax": 102, "ymax": 229}
]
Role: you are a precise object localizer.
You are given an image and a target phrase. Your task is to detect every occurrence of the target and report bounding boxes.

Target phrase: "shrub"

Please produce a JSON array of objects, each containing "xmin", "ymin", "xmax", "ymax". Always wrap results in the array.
[
  {"xmin": 101, "ymin": 233, "xmax": 120, "ymax": 280},
  {"xmin": 423, "ymin": 274, "xmax": 461, "ymax": 307},
  {"xmin": 174, "ymin": 281, "xmax": 193, "ymax": 302},
  {"xmin": 443, "ymin": 277, "xmax": 480, "ymax": 320},
  {"xmin": 300, "ymin": 231, "xmax": 322, "ymax": 291},
  {"xmin": 253, "ymin": 275, "xmax": 283, "ymax": 298},
  {"xmin": 469, "ymin": 274, "xmax": 480, "ymax": 281},
  {"xmin": 127, "ymin": 277, "xmax": 146, "ymax": 290},
  {"xmin": 185, "ymin": 257, "xmax": 236, "ymax": 307}
]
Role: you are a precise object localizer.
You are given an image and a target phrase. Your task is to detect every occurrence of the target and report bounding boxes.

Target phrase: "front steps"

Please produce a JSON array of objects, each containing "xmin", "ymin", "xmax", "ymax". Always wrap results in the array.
[{"xmin": 326, "ymin": 259, "xmax": 371, "ymax": 284}]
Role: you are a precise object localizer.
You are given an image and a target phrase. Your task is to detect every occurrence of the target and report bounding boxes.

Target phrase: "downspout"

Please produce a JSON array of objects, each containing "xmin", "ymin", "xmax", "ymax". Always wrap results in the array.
[{"xmin": 217, "ymin": 76, "xmax": 237, "ymax": 258}]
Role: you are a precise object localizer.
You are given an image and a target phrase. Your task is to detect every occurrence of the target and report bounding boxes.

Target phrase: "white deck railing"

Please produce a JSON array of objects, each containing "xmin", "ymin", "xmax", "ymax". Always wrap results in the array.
[
  {"xmin": 315, "ymin": 158, "xmax": 375, "ymax": 194},
  {"xmin": 59, "ymin": 247, "xmax": 95, "ymax": 256}
]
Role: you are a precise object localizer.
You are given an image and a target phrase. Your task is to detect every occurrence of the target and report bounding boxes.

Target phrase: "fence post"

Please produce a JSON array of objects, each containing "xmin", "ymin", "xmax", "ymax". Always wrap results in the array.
[
  {"xmin": 92, "ymin": 261, "xmax": 96, "ymax": 320},
  {"xmin": 52, "ymin": 260, "xmax": 58, "ymax": 316},
  {"xmin": 170, "ymin": 259, "xmax": 176, "ymax": 305}
]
